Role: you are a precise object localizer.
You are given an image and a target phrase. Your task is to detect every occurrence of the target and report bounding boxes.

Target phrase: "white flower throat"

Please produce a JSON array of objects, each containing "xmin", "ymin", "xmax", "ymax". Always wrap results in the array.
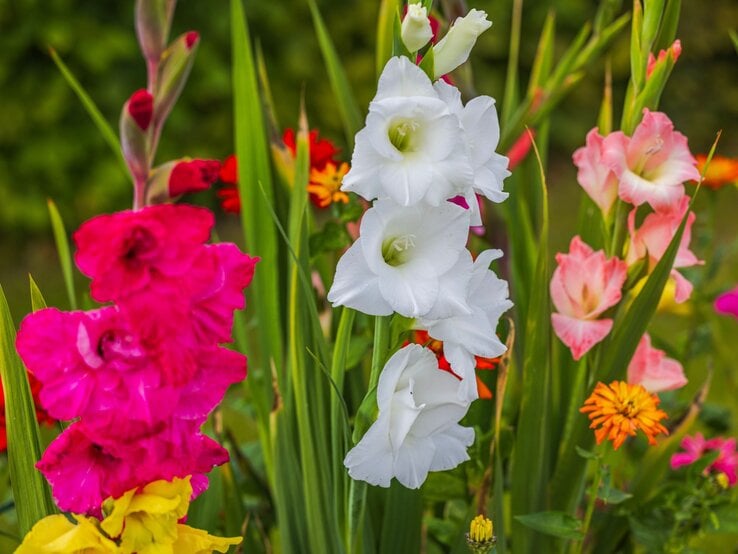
[
  {"xmin": 388, "ymin": 118, "xmax": 422, "ymax": 153},
  {"xmin": 382, "ymin": 233, "xmax": 417, "ymax": 266}
]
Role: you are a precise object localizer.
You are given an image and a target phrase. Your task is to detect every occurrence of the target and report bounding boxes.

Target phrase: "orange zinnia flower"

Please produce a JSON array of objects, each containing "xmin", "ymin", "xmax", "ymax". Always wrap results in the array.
[
  {"xmin": 694, "ymin": 154, "xmax": 738, "ymax": 189},
  {"xmin": 580, "ymin": 381, "xmax": 668, "ymax": 450},
  {"xmin": 308, "ymin": 162, "xmax": 350, "ymax": 208}
]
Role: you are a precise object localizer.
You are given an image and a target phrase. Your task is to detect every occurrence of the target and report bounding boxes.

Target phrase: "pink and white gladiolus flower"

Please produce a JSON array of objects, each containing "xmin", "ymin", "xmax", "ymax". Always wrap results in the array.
[
  {"xmin": 327, "ymin": 198, "xmax": 472, "ymax": 318},
  {"xmin": 434, "ymin": 80, "xmax": 509, "ymax": 225},
  {"xmin": 602, "ymin": 109, "xmax": 700, "ymax": 212},
  {"xmin": 627, "ymin": 333, "xmax": 687, "ymax": 393},
  {"xmin": 419, "ymin": 249, "xmax": 513, "ymax": 401},
  {"xmin": 626, "ymin": 195, "xmax": 702, "ymax": 303},
  {"xmin": 342, "ymin": 57, "xmax": 474, "ymax": 207},
  {"xmin": 344, "ymin": 344, "xmax": 474, "ymax": 489},
  {"xmin": 572, "ymin": 128, "xmax": 619, "ymax": 217},
  {"xmin": 550, "ymin": 236, "xmax": 628, "ymax": 360}
]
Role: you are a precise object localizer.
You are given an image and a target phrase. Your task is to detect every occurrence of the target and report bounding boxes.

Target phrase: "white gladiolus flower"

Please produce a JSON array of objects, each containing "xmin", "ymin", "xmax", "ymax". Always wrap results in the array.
[
  {"xmin": 342, "ymin": 57, "xmax": 474, "ymax": 207},
  {"xmin": 432, "ymin": 9, "xmax": 492, "ymax": 79},
  {"xmin": 401, "ymin": 3, "xmax": 433, "ymax": 52},
  {"xmin": 434, "ymin": 80, "xmax": 510, "ymax": 225},
  {"xmin": 344, "ymin": 344, "xmax": 474, "ymax": 489},
  {"xmin": 327, "ymin": 198, "xmax": 472, "ymax": 318},
  {"xmin": 419, "ymin": 249, "xmax": 513, "ymax": 401}
]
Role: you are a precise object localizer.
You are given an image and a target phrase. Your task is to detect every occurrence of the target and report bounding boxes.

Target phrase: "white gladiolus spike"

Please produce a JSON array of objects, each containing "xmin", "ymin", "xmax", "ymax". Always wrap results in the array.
[
  {"xmin": 344, "ymin": 345, "xmax": 474, "ymax": 489},
  {"xmin": 401, "ymin": 3, "xmax": 434, "ymax": 52},
  {"xmin": 432, "ymin": 9, "xmax": 492, "ymax": 79}
]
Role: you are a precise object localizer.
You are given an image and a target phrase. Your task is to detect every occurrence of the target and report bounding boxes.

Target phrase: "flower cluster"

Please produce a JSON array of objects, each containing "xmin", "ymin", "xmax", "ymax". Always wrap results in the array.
[
  {"xmin": 671, "ymin": 433, "xmax": 738, "ymax": 486},
  {"xmin": 17, "ymin": 477, "xmax": 241, "ymax": 553},
  {"xmin": 332, "ymin": 8, "xmax": 512, "ymax": 489},
  {"xmin": 554, "ymin": 110, "xmax": 701, "ymax": 364},
  {"xmin": 16, "ymin": 204, "xmax": 257, "ymax": 516}
]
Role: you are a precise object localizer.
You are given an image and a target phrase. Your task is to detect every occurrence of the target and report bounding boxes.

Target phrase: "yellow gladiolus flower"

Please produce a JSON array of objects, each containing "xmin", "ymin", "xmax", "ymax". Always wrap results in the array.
[{"xmin": 16, "ymin": 514, "xmax": 118, "ymax": 553}]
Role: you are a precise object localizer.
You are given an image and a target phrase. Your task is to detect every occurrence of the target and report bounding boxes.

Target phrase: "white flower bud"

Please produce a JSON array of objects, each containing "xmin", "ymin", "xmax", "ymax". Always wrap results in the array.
[
  {"xmin": 401, "ymin": 3, "xmax": 433, "ymax": 52},
  {"xmin": 432, "ymin": 9, "xmax": 492, "ymax": 79}
]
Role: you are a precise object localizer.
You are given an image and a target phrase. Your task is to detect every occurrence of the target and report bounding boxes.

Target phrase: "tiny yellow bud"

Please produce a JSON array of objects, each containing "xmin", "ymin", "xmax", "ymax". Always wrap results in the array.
[{"xmin": 466, "ymin": 514, "xmax": 495, "ymax": 553}]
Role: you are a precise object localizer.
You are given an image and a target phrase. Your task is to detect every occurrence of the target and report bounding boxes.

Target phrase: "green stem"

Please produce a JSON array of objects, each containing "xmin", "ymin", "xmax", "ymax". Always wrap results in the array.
[
  {"xmin": 369, "ymin": 315, "xmax": 391, "ymax": 391},
  {"xmin": 576, "ymin": 454, "xmax": 604, "ymax": 554}
]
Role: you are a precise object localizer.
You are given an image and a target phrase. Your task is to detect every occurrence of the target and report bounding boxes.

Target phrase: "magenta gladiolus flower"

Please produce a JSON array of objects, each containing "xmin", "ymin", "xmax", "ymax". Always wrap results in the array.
[
  {"xmin": 603, "ymin": 109, "xmax": 700, "ymax": 212},
  {"xmin": 573, "ymin": 128, "xmax": 619, "ymax": 217},
  {"xmin": 74, "ymin": 204, "xmax": 213, "ymax": 303},
  {"xmin": 626, "ymin": 195, "xmax": 702, "ymax": 303},
  {"xmin": 671, "ymin": 433, "xmax": 738, "ymax": 486},
  {"xmin": 550, "ymin": 236, "xmax": 628, "ymax": 360},
  {"xmin": 627, "ymin": 333, "xmax": 687, "ymax": 393},
  {"xmin": 715, "ymin": 286, "xmax": 738, "ymax": 319},
  {"xmin": 37, "ymin": 421, "xmax": 228, "ymax": 516}
]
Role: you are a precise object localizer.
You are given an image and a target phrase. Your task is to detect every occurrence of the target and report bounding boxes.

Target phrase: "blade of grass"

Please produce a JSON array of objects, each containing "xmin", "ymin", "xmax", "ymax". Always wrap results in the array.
[
  {"xmin": 48, "ymin": 48, "xmax": 128, "ymax": 178},
  {"xmin": 0, "ymin": 286, "xmax": 56, "ymax": 534},
  {"xmin": 46, "ymin": 199, "xmax": 77, "ymax": 310},
  {"xmin": 28, "ymin": 276, "xmax": 47, "ymax": 313},
  {"xmin": 306, "ymin": 0, "xmax": 363, "ymax": 148},
  {"xmin": 376, "ymin": 0, "xmax": 400, "ymax": 78}
]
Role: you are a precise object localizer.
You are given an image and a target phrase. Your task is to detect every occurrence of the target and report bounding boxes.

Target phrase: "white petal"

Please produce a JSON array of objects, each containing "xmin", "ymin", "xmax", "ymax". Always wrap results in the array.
[
  {"xmin": 327, "ymin": 243, "xmax": 393, "ymax": 315},
  {"xmin": 412, "ymin": 202, "xmax": 471, "ymax": 274},
  {"xmin": 378, "ymin": 260, "xmax": 439, "ymax": 317},
  {"xmin": 344, "ymin": 414, "xmax": 394, "ymax": 487},
  {"xmin": 428, "ymin": 424, "xmax": 475, "ymax": 472},
  {"xmin": 433, "ymin": 80, "xmax": 463, "ymax": 115},
  {"xmin": 422, "ymin": 249, "xmax": 474, "ymax": 320},
  {"xmin": 393, "ymin": 434, "xmax": 436, "ymax": 489},
  {"xmin": 375, "ymin": 56, "xmax": 437, "ymax": 101},
  {"xmin": 443, "ymin": 342, "xmax": 479, "ymax": 401}
]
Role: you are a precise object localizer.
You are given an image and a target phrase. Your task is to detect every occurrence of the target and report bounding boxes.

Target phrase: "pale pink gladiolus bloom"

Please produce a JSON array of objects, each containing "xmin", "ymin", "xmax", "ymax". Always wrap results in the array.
[
  {"xmin": 646, "ymin": 39, "xmax": 682, "ymax": 78},
  {"xmin": 550, "ymin": 236, "xmax": 628, "ymax": 360},
  {"xmin": 627, "ymin": 333, "xmax": 687, "ymax": 393},
  {"xmin": 602, "ymin": 109, "xmax": 700, "ymax": 212},
  {"xmin": 626, "ymin": 195, "xmax": 703, "ymax": 303},
  {"xmin": 715, "ymin": 286, "xmax": 738, "ymax": 319},
  {"xmin": 671, "ymin": 433, "xmax": 738, "ymax": 486},
  {"xmin": 573, "ymin": 128, "xmax": 619, "ymax": 217}
]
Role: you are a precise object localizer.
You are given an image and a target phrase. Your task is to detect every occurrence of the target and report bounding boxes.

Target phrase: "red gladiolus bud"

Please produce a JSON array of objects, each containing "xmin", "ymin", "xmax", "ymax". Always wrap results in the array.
[
  {"xmin": 168, "ymin": 159, "xmax": 221, "ymax": 197},
  {"xmin": 219, "ymin": 155, "xmax": 238, "ymax": 184},
  {"xmin": 128, "ymin": 89, "xmax": 154, "ymax": 131},
  {"xmin": 185, "ymin": 31, "xmax": 199, "ymax": 50}
]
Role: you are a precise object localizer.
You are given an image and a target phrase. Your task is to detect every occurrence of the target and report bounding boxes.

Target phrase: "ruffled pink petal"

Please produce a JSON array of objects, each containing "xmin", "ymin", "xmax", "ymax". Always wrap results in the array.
[
  {"xmin": 572, "ymin": 128, "xmax": 618, "ymax": 215},
  {"xmin": 551, "ymin": 313, "xmax": 613, "ymax": 360},
  {"xmin": 671, "ymin": 270, "xmax": 693, "ymax": 303},
  {"xmin": 627, "ymin": 334, "xmax": 687, "ymax": 393}
]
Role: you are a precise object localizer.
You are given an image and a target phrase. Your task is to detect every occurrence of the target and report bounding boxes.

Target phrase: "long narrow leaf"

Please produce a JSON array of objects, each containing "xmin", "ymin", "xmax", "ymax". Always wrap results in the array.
[
  {"xmin": 510, "ymin": 135, "xmax": 552, "ymax": 554},
  {"xmin": 306, "ymin": 0, "xmax": 363, "ymax": 147},
  {"xmin": 0, "ymin": 286, "xmax": 55, "ymax": 534},
  {"xmin": 48, "ymin": 48, "xmax": 128, "ymax": 178},
  {"xmin": 46, "ymin": 199, "xmax": 77, "ymax": 310}
]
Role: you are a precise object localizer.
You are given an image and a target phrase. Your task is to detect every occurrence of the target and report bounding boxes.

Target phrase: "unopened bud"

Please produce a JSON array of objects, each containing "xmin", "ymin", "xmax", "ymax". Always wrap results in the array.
[
  {"xmin": 154, "ymin": 31, "xmax": 200, "ymax": 129},
  {"xmin": 121, "ymin": 90, "xmax": 153, "ymax": 184},
  {"xmin": 145, "ymin": 158, "xmax": 221, "ymax": 204},
  {"xmin": 432, "ymin": 9, "xmax": 492, "ymax": 80},
  {"xmin": 401, "ymin": 3, "xmax": 433, "ymax": 52},
  {"xmin": 646, "ymin": 39, "xmax": 682, "ymax": 79},
  {"xmin": 127, "ymin": 88, "xmax": 154, "ymax": 131},
  {"xmin": 135, "ymin": 0, "xmax": 177, "ymax": 63},
  {"xmin": 466, "ymin": 514, "xmax": 495, "ymax": 554}
]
